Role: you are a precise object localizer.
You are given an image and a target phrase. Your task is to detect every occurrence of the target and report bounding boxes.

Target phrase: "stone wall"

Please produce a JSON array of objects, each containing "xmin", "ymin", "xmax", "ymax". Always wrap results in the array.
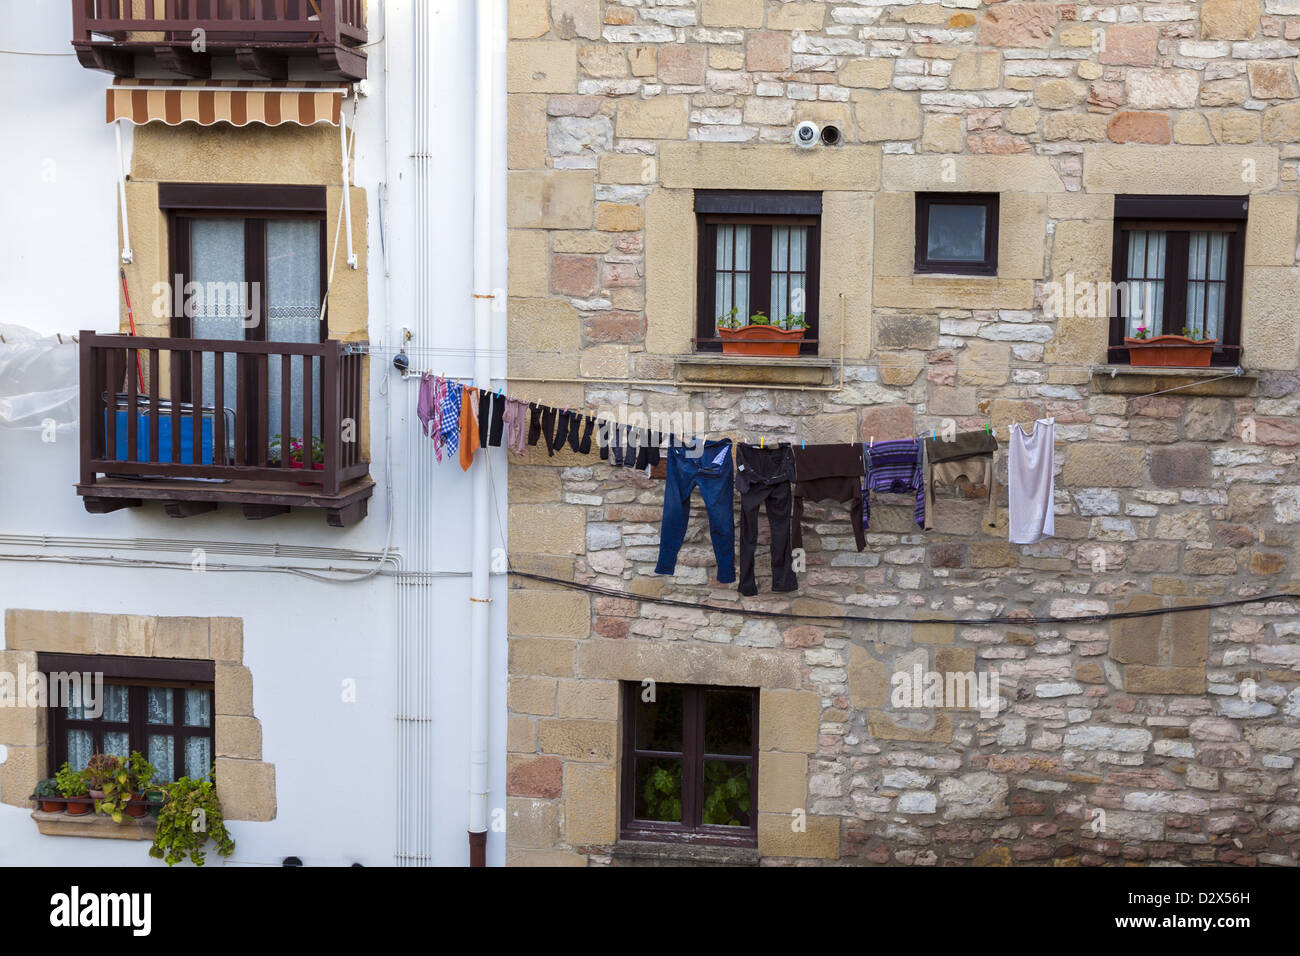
[{"xmin": 505, "ymin": 0, "xmax": 1300, "ymax": 866}]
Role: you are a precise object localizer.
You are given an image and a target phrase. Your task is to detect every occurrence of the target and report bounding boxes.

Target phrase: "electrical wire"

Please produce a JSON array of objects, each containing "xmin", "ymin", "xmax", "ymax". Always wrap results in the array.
[{"xmin": 507, "ymin": 568, "xmax": 1298, "ymax": 628}]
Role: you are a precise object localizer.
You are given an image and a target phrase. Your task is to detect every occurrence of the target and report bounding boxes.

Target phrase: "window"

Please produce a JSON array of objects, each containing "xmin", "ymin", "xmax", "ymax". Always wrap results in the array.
[
  {"xmin": 163, "ymin": 183, "xmax": 327, "ymax": 460},
  {"xmin": 1108, "ymin": 195, "xmax": 1247, "ymax": 365},
  {"xmin": 40, "ymin": 654, "xmax": 215, "ymax": 783},
  {"xmin": 915, "ymin": 193, "xmax": 999, "ymax": 276},
  {"xmin": 695, "ymin": 190, "xmax": 821, "ymax": 354},
  {"xmin": 620, "ymin": 682, "xmax": 758, "ymax": 846}
]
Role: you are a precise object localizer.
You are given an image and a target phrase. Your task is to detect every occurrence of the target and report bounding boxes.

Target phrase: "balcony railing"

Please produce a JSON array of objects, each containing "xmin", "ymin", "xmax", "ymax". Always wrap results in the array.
[
  {"xmin": 72, "ymin": 1, "xmax": 368, "ymax": 80},
  {"xmin": 78, "ymin": 332, "xmax": 371, "ymax": 526}
]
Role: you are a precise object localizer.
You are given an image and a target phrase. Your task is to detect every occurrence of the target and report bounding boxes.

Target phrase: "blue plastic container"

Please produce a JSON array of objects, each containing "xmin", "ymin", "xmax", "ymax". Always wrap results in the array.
[{"xmin": 107, "ymin": 410, "xmax": 215, "ymax": 465}]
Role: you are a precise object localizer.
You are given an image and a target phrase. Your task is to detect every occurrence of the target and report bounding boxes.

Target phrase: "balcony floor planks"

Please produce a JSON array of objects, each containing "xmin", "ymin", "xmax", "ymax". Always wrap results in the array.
[{"xmin": 76, "ymin": 476, "xmax": 374, "ymax": 527}]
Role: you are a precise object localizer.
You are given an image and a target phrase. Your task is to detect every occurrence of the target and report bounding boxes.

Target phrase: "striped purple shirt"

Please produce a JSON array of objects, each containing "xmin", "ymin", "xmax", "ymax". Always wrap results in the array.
[{"xmin": 862, "ymin": 440, "xmax": 925, "ymax": 530}]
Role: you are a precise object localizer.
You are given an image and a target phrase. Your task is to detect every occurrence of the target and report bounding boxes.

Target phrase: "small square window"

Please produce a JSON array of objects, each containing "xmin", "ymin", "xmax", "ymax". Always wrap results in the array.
[
  {"xmin": 915, "ymin": 193, "xmax": 999, "ymax": 276},
  {"xmin": 620, "ymin": 682, "xmax": 758, "ymax": 846}
]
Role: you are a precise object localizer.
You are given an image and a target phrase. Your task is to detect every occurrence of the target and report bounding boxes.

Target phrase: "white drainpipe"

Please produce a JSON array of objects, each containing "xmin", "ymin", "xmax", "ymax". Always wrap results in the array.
[
  {"xmin": 397, "ymin": 0, "xmax": 436, "ymax": 867},
  {"xmin": 467, "ymin": 0, "xmax": 499, "ymax": 867}
]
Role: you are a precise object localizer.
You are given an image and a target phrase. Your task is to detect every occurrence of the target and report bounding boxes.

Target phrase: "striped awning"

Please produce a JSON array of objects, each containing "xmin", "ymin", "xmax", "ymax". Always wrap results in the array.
[{"xmin": 106, "ymin": 80, "xmax": 345, "ymax": 127}]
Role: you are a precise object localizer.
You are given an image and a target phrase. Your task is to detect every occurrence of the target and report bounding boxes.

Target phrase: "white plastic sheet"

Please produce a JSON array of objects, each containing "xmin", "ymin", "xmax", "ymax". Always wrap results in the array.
[{"xmin": 0, "ymin": 324, "xmax": 79, "ymax": 429}]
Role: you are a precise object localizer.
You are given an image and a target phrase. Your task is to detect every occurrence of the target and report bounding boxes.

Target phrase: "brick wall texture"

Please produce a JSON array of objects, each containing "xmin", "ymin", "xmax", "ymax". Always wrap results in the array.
[{"xmin": 505, "ymin": 0, "xmax": 1300, "ymax": 866}]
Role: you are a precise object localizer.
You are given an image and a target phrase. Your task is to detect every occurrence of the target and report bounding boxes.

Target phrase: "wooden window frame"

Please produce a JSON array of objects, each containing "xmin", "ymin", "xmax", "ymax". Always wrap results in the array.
[
  {"xmin": 914, "ymin": 192, "xmax": 1000, "ymax": 276},
  {"xmin": 1107, "ymin": 195, "xmax": 1248, "ymax": 366},
  {"xmin": 694, "ymin": 191, "xmax": 822, "ymax": 356},
  {"xmin": 38, "ymin": 653, "xmax": 215, "ymax": 782},
  {"xmin": 619, "ymin": 682, "xmax": 759, "ymax": 847}
]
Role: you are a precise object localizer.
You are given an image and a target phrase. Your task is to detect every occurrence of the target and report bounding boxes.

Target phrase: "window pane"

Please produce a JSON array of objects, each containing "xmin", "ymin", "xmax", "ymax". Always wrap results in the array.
[
  {"xmin": 634, "ymin": 685, "xmax": 683, "ymax": 752},
  {"xmin": 102, "ymin": 685, "xmax": 129, "ymax": 723},
  {"xmin": 634, "ymin": 756, "xmax": 683, "ymax": 823},
  {"xmin": 704, "ymin": 688, "xmax": 753, "ymax": 755},
  {"xmin": 147, "ymin": 687, "xmax": 174, "ymax": 725},
  {"xmin": 926, "ymin": 204, "xmax": 986, "ymax": 262},
  {"xmin": 184, "ymin": 689, "xmax": 212, "ymax": 727},
  {"xmin": 103, "ymin": 731, "xmax": 130, "ymax": 758},
  {"xmin": 1125, "ymin": 230, "xmax": 1166, "ymax": 337},
  {"xmin": 192, "ymin": 218, "xmax": 245, "ymax": 433},
  {"xmin": 185, "ymin": 737, "xmax": 213, "ymax": 781},
  {"xmin": 67, "ymin": 730, "xmax": 93, "ymax": 771},
  {"xmin": 267, "ymin": 220, "xmax": 323, "ymax": 452},
  {"xmin": 714, "ymin": 225, "xmax": 752, "ymax": 327},
  {"xmin": 149, "ymin": 734, "xmax": 175, "ymax": 783},
  {"xmin": 702, "ymin": 761, "xmax": 752, "ymax": 827},
  {"xmin": 1186, "ymin": 231, "xmax": 1228, "ymax": 342},
  {"xmin": 770, "ymin": 226, "xmax": 809, "ymax": 324}
]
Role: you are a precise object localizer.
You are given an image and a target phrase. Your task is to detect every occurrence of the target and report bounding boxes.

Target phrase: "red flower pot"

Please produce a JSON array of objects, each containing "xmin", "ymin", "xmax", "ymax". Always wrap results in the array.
[
  {"xmin": 123, "ymin": 793, "xmax": 149, "ymax": 818},
  {"xmin": 718, "ymin": 325, "xmax": 806, "ymax": 357},
  {"xmin": 290, "ymin": 460, "xmax": 325, "ymax": 486},
  {"xmin": 65, "ymin": 797, "xmax": 92, "ymax": 816},
  {"xmin": 39, "ymin": 798, "xmax": 64, "ymax": 813},
  {"xmin": 1124, "ymin": 335, "xmax": 1217, "ymax": 368}
]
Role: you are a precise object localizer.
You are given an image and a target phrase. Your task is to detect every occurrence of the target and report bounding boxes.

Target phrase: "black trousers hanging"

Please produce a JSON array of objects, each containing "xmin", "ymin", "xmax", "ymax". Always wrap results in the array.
[{"xmin": 736, "ymin": 443, "xmax": 798, "ymax": 596}]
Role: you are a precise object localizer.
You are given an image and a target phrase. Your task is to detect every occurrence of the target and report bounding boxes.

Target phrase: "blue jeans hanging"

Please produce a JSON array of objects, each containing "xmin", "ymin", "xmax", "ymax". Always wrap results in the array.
[{"xmin": 655, "ymin": 438, "xmax": 736, "ymax": 584}]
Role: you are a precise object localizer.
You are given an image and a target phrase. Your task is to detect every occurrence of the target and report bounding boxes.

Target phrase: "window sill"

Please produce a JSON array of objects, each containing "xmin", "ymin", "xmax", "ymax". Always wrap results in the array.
[
  {"xmin": 32, "ymin": 809, "xmax": 157, "ymax": 841},
  {"xmin": 1090, "ymin": 365, "xmax": 1256, "ymax": 397},
  {"xmin": 609, "ymin": 839, "xmax": 760, "ymax": 867},
  {"xmin": 677, "ymin": 355, "xmax": 836, "ymax": 387}
]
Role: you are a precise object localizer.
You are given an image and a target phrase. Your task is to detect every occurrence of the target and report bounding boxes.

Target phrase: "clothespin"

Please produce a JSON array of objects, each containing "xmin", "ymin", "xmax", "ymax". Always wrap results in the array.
[
  {"xmin": 760, "ymin": 436, "xmax": 765, "ymax": 449},
  {"xmin": 870, "ymin": 435, "xmax": 874, "ymax": 448},
  {"xmin": 802, "ymin": 439, "xmax": 806, "ymax": 449},
  {"xmin": 985, "ymin": 422, "xmax": 991, "ymax": 435},
  {"xmin": 931, "ymin": 427, "xmax": 935, "ymax": 440}
]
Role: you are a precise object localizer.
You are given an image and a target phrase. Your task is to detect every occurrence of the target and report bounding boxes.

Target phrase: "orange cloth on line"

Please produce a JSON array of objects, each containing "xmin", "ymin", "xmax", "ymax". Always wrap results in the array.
[{"xmin": 459, "ymin": 386, "xmax": 479, "ymax": 470}]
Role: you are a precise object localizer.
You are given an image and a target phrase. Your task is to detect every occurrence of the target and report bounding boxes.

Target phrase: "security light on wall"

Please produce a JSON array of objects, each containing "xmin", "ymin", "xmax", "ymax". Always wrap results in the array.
[{"xmin": 793, "ymin": 120, "xmax": 820, "ymax": 148}]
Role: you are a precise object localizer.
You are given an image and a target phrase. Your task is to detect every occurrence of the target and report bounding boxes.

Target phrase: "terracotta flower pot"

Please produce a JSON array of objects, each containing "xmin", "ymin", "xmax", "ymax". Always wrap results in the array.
[
  {"xmin": 1124, "ymin": 335, "xmax": 1217, "ymax": 368},
  {"xmin": 65, "ymin": 797, "xmax": 92, "ymax": 816},
  {"xmin": 718, "ymin": 325, "xmax": 806, "ymax": 357},
  {"xmin": 291, "ymin": 460, "xmax": 325, "ymax": 486},
  {"xmin": 39, "ymin": 798, "xmax": 64, "ymax": 813},
  {"xmin": 123, "ymin": 792, "xmax": 149, "ymax": 818}
]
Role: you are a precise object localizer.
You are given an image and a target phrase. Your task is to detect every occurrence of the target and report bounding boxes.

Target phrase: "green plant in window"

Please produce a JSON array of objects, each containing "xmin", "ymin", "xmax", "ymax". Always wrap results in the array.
[
  {"xmin": 84, "ymin": 753, "xmax": 121, "ymax": 795},
  {"xmin": 1181, "ymin": 325, "xmax": 1191, "ymax": 337},
  {"xmin": 716, "ymin": 306, "xmax": 741, "ymax": 330},
  {"xmin": 748, "ymin": 311, "xmax": 771, "ymax": 326},
  {"xmin": 148, "ymin": 774, "xmax": 235, "ymax": 866},
  {"xmin": 782, "ymin": 313, "xmax": 809, "ymax": 331},
  {"xmin": 641, "ymin": 764, "xmax": 683, "ymax": 823},
  {"xmin": 268, "ymin": 434, "xmax": 325, "ymax": 467},
  {"xmin": 55, "ymin": 762, "xmax": 88, "ymax": 798},
  {"xmin": 701, "ymin": 763, "xmax": 751, "ymax": 827},
  {"xmin": 97, "ymin": 750, "xmax": 157, "ymax": 823},
  {"xmin": 35, "ymin": 778, "xmax": 60, "ymax": 799}
]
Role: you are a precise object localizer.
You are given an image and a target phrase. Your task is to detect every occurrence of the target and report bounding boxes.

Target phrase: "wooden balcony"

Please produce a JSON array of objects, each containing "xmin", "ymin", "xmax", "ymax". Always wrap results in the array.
[
  {"xmin": 72, "ymin": 1, "xmax": 367, "ymax": 81},
  {"xmin": 78, "ymin": 332, "xmax": 372, "ymax": 526}
]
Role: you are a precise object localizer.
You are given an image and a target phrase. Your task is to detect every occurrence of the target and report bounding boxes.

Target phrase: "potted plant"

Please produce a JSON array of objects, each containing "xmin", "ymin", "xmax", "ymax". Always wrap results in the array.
[
  {"xmin": 269, "ymin": 434, "xmax": 326, "ymax": 485},
  {"xmin": 34, "ymin": 778, "xmax": 64, "ymax": 813},
  {"xmin": 148, "ymin": 775, "xmax": 235, "ymax": 866},
  {"xmin": 84, "ymin": 753, "xmax": 120, "ymax": 801},
  {"xmin": 55, "ymin": 762, "xmax": 91, "ymax": 816},
  {"xmin": 1124, "ymin": 325, "xmax": 1217, "ymax": 368},
  {"xmin": 716, "ymin": 308, "xmax": 809, "ymax": 357},
  {"xmin": 96, "ymin": 750, "xmax": 157, "ymax": 823},
  {"xmin": 142, "ymin": 785, "xmax": 167, "ymax": 820}
]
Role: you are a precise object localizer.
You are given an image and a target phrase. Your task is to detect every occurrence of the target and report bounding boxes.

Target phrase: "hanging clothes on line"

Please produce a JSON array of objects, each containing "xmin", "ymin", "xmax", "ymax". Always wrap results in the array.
[
  {"xmin": 528, "ymin": 402, "xmax": 557, "ymax": 456},
  {"xmin": 923, "ymin": 430, "xmax": 998, "ymax": 531},
  {"xmin": 459, "ymin": 385, "xmax": 479, "ymax": 471},
  {"xmin": 735, "ymin": 441, "xmax": 797, "ymax": 597},
  {"xmin": 437, "ymin": 378, "xmax": 461, "ymax": 462},
  {"xmin": 478, "ymin": 389, "xmax": 505, "ymax": 448},
  {"xmin": 1007, "ymin": 418, "xmax": 1055, "ymax": 544},
  {"xmin": 656, "ymin": 437, "xmax": 736, "ymax": 585},
  {"xmin": 861, "ymin": 438, "xmax": 925, "ymax": 531},
  {"xmin": 792, "ymin": 443, "xmax": 867, "ymax": 553},
  {"xmin": 502, "ymin": 397, "xmax": 529, "ymax": 457}
]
